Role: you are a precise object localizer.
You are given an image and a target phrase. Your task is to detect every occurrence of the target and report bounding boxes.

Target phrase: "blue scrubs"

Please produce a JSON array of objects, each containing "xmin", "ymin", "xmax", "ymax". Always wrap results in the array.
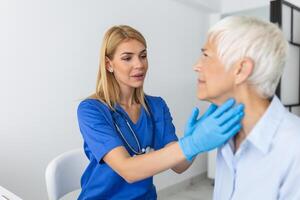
[{"xmin": 77, "ymin": 95, "xmax": 178, "ymax": 200}]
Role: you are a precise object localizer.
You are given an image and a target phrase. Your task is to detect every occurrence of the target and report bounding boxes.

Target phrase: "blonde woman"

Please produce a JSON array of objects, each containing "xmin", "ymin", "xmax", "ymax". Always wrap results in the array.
[{"xmin": 77, "ymin": 25, "xmax": 244, "ymax": 199}]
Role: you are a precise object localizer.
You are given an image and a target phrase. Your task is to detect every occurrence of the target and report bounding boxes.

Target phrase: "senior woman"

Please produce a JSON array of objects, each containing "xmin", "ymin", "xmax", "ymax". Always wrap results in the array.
[{"xmin": 194, "ymin": 16, "xmax": 300, "ymax": 200}]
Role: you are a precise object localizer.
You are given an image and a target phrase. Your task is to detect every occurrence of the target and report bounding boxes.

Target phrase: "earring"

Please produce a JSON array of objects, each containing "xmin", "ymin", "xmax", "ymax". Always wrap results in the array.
[{"xmin": 108, "ymin": 68, "xmax": 113, "ymax": 73}]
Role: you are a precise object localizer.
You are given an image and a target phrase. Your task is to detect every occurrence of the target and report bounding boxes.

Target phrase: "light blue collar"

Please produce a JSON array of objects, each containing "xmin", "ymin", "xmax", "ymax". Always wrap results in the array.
[
  {"xmin": 222, "ymin": 96, "xmax": 287, "ymax": 158},
  {"xmin": 245, "ymin": 96, "xmax": 286, "ymax": 154}
]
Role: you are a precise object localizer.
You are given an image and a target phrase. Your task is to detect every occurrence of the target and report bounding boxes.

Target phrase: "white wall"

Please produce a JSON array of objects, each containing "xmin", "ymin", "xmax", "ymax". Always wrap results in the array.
[
  {"xmin": 173, "ymin": 0, "xmax": 221, "ymax": 12},
  {"xmin": 221, "ymin": 0, "xmax": 269, "ymax": 14},
  {"xmin": 0, "ymin": 0, "xmax": 212, "ymax": 199},
  {"xmin": 222, "ymin": 6, "xmax": 269, "ymax": 21}
]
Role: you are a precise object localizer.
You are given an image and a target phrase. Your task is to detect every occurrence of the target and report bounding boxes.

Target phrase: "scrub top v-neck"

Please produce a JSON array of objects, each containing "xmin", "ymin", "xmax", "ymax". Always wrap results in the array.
[
  {"xmin": 116, "ymin": 104, "xmax": 143, "ymax": 126},
  {"xmin": 112, "ymin": 103, "xmax": 153, "ymax": 155}
]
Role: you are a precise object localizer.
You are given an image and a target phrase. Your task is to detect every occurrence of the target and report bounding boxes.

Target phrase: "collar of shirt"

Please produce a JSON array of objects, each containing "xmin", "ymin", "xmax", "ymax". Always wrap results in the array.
[
  {"xmin": 222, "ymin": 95, "xmax": 287, "ymax": 160},
  {"xmin": 246, "ymin": 95, "xmax": 287, "ymax": 154}
]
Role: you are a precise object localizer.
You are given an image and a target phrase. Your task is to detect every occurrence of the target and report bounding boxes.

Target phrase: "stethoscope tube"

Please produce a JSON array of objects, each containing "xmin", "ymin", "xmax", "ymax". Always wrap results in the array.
[
  {"xmin": 113, "ymin": 120, "xmax": 144, "ymax": 155},
  {"xmin": 111, "ymin": 99, "xmax": 155, "ymax": 155}
]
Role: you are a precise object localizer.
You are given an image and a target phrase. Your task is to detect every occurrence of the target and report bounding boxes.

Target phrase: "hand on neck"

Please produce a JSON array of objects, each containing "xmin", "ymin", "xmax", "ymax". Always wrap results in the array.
[{"xmin": 210, "ymin": 85, "xmax": 271, "ymax": 151}]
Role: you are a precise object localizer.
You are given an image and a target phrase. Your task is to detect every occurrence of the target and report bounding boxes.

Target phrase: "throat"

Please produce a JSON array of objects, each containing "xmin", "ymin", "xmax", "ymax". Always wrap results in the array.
[
  {"xmin": 234, "ymin": 131, "xmax": 247, "ymax": 153},
  {"xmin": 121, "ymin": 103, "xmax": 142, "ymax": 124}
]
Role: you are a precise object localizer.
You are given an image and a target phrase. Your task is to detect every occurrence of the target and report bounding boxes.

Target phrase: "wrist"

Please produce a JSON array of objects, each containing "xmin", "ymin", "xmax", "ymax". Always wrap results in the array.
[{"xmin": 178, "ymin": 136, "xmax": 196, "ymax": 161}]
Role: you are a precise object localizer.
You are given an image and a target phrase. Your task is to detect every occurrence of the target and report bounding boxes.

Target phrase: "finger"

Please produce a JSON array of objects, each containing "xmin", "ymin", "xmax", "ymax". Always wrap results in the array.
[
  {"xmin": 201, "ymin": 104, "xmax": 217, "ymax": 119},
  {"xmin": 187, "ymin": 107, "xmax": 200, "ymax": 125},
  {"xmin": 220, "ymin": 112, "xmax": 244, "ymax": 133},
  {"xmin": 217, "ymin": 104, "xmax": 244, "ymax": 125},
  {"xmin": 233, "ymin": 104, "xmax": 245, "ymax": 115},
  {"xmin": 223, "ymin": 124, "xmax": 242, "ymax": 140},
  {"xmin": 212, "ymin": 98, "xmax": 235, "ymax": 118}
]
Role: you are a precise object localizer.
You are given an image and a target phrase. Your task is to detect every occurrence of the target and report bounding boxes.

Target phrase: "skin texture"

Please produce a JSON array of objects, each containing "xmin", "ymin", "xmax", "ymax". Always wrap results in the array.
[{"xmin": 193, "ymin": 39, "xmax": 235, "ymax": 105}]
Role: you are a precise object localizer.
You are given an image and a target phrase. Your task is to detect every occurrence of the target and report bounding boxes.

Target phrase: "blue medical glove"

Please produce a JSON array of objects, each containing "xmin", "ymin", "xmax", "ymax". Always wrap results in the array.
[
  {"xmin": 179, "ymin": 99, "xmax": 244, "ymax": 161},
  {"xmin": 183, "ymin": 104, "xmax": 217, "ymax": 161},
  {"xmin": 184, "ymin": 104, "xmax": 218, "ymax": 137}
]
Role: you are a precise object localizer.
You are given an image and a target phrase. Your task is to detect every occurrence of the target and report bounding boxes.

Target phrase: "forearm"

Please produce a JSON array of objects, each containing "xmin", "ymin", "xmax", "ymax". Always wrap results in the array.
[
  {"xmin": 171, "ymin": 157, "xmax": 194, "ymax": 173},
  {"xmin": 166, "ymin": 142, "xmax": 193, "ymax": 173},
  {"xmin": 120, "ymin": 142, "xmax": 186, "ymax": 183}
]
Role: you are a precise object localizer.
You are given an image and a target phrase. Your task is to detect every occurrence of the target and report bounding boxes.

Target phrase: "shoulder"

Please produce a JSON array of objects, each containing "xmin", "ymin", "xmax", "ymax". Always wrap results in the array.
[
  {"xmin": 145, "ymin": 95, "xmax": 173, "ymax": 121},
  {"xmin": 276, "ymin": 112, "xmax": 300, "ymax": 156},
  {"xmin": 145, "ymin": 95, "xmax": 168, "ymax": 109},
  {"xmin": 145, "ymin": 95, "xmax": 164, "ymax": 103},
  {"xmin": 77, "ymin": 98, "xmax": 111, "ymax": 119},
  {"xmin": 280, "ymin": 112, "xmax": 300, "ymax": 138}
]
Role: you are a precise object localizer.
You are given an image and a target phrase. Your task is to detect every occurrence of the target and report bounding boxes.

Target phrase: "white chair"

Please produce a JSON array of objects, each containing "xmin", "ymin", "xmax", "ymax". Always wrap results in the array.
[
  {"xmin": 0, "ymin": 185, "xmax": 23, "ymax": 200},
  {"xmin": 45, "ymin": 149, "xmax": 89, "ymax": 200}
]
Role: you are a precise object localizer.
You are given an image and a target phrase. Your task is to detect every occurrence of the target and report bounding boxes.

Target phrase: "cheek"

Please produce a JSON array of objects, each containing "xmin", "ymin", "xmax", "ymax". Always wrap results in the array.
[
  {"xmin": 200, "ymin": 70, "xmax": 233, "ymax": 99},
  {"xmin": 207, "ymin": 72, "xmax": 233, "ymax": 94},
  {"xmin": 114, "ymin": 64, "xmax": 131, "ymax": 79},
  {"xmin": 114, "ymin": 70, "xmax": 127, "ymax": 82}
]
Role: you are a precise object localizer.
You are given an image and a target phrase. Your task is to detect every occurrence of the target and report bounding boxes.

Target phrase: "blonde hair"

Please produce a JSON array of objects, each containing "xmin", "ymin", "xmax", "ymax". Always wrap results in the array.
[{"xmin": 91, "ymin": 25, "xmax": 148, "ymax": 110}]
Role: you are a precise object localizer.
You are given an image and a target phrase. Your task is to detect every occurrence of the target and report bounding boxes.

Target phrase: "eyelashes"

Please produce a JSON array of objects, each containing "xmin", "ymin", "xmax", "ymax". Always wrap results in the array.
[
  {"xmin": 202, "ymin": 52, "xmax": 208, "ymax": 57},
  {"xmin": 121, "ymin": 54, "xmax": 147, "ymax": 61},
  {"xmin": 122, "ymin": 57, "xmax": 131, "ymax": 61}
]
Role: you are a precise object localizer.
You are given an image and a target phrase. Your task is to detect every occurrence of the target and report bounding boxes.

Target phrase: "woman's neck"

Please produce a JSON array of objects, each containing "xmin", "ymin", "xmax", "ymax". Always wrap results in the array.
[
  {"xmin": 119, "ymin": 85, "xmax": 136, "ymax": 108},
  {"xmin": 233, "ymin": 87, "xmax": 270, "ymax": 151},
  {"xmin": 211, "ymin": 85, "xmax": 271, "ymax": 151},
  {"xmin": 118, "ymin": 85, "xmax": 141, "ymax": 124}
]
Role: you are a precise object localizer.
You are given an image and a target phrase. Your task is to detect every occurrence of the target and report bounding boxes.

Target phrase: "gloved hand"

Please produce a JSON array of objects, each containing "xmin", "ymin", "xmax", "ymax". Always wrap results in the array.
[
  {"xmin": 183, "ymin": 104, "xmax": 217, "ymax": 161},
  {"xmin": 184, "ymin": 104, "xmax": 218, "ymax": 137},
  {"xmin": 179, "ymin": 99, "xmax": 244, "ymax": 161}
]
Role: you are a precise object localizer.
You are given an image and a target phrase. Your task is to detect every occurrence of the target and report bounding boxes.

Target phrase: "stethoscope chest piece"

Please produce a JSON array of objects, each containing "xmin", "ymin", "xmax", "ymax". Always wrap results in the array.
[{"xmin": 142, "ymin": 146, "xmax": 154, "ymax": 154}]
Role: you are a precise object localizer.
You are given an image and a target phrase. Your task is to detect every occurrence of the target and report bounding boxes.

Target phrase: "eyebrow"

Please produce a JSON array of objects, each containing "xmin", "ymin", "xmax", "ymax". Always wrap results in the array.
[
  {"xmin": 201, "ymin": 48, "xmax": 207, "ymax": 52},
  {"xmin": 121, "ymin": 49, "xmax": 147, "ymax": 55}
]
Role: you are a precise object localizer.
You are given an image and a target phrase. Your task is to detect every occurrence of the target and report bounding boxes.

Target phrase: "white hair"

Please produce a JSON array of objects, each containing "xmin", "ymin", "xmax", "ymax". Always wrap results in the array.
[{"xmin": 208, "ymin": 16, "xmax": 288, "ymax": 98}]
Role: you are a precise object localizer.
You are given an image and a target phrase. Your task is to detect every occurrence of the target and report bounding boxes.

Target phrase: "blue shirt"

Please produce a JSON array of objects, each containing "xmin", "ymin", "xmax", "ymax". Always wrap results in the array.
[
  {"xmin": 213, "ymin": 96, "xmax": 300, "ymax": 200},
  {"xmin": 77, "ymin": 95, "xmax": 178, "ymax": 200}
]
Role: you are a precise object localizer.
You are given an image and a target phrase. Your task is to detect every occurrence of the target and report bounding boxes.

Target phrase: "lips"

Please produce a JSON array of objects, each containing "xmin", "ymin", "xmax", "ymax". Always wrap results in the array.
[
  {"xmin": 198, "ymin": 78, "xmax": 206, "ymax": 83},
  {"xmin": 131, "ymin": 73, "xmax": 144, "ymax": 77},
  {"xmin": 131, "ymin": 72, "xmax": 145, "ymax": 81}
]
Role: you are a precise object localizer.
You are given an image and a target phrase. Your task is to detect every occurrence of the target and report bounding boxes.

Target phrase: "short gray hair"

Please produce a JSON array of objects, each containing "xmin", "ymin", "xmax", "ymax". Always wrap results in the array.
[{"xmin": 208, "ymin": 16, "xmax": 288, "ymax": 98}]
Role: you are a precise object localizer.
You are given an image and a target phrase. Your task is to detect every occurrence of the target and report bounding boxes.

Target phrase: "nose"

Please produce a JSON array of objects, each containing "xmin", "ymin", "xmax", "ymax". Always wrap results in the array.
[
  {"xmin": 193, "ymin": 61, "xmax": 203, "ymax": 72},
  {"xmin": 133, "ymin": 57, "xmax": 146, "ymax": 69},
  {"xmin": 193, "ymin": 65, "xmax": 200, "ymax": 72}
]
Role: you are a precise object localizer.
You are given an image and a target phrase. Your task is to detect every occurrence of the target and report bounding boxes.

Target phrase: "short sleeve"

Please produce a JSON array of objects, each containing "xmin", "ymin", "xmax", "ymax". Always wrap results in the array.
[
  {"xmin": 77, "ymin": 100, "xmax": 123, "ymax": 163},
  {"xmin": 159, "ymin": 97, "xmax": 178, "ymax": 146}
]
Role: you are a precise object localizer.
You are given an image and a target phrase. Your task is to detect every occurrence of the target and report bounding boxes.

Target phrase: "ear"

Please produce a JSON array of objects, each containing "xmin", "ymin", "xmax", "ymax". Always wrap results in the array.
[
  {"xmin": 233, "ymin": 57, "xmax": 254, "ymax": 85},
  {"xmin": 105, "ymin": 57, "xmax": 113, "ymax": 72}
]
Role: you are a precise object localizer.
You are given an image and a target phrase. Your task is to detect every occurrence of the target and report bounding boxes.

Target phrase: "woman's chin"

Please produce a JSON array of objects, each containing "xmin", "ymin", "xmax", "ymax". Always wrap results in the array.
[
  {"xmin": 197, "ymin": 93, "xmax": 223, "ymax": 105},
  {"xmin": 209, "ymin": 98, "xmax": 230, "ymax": 106},
  {"xmin": 197, "ymin": 93, "xmax": 209, "ymax": 101},
  {"xmin": 131, "ymin": 82, "xmax": 144, "ymax": 89}
]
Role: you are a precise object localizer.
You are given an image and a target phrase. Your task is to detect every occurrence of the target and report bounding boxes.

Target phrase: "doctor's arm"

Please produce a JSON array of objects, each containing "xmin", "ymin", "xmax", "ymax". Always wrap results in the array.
[
  {"xmin": 167, "ymin": 104, "xmax": 220, "ymax": 174},
  {"xmin": 103, "ymin": 100, "xmax": 244, "ymax": 183},
  {"xmin": 103, "ymin": 142, "xmax": 187, "ymax": 183},
  {"xmin": 166, "ymin": 142, "xmax": 194, "ymax": 174},
  {"xmin": 167, "ymin": 103, "xmax": 227, "ymax": 174}
]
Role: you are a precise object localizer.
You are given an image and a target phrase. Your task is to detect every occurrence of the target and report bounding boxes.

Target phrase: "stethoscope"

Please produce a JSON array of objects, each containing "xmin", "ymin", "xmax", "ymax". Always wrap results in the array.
[{"xmin": 111, "ymin": 99, "xmax": 155, "ymax": 156}]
